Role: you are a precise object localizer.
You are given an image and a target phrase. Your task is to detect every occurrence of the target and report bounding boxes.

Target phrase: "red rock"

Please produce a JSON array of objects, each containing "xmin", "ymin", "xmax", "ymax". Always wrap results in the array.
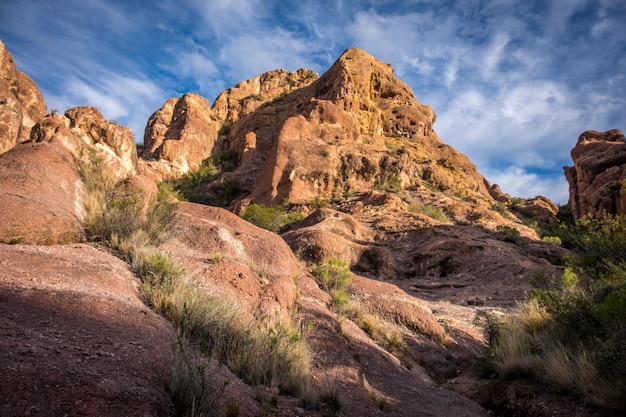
[
  {"xmin": 0, "ymin": 40, "xmax": 47, "ymax": 155},
  {"xmin": 564, "ymin": 129, "xmax": 626, "ymax": 219}
]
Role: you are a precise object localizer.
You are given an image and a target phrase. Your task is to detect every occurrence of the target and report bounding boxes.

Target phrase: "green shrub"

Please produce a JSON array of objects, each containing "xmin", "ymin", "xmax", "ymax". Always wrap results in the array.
[
  {"xmin": 409, "ymin": 203, "xmax": 450, "ymax": 222},
  {"xmin": 311, "ymin": 258, "xmax": 352, "ymax": 294},
  {"xmin": 242, "ymin": 203, "xmax": 305, "ymax": 233},
  {"xmin": 480, "ymin": 214, "xmax": 626, "ymax": 412},
  {"xmin": 171, "ymin": 151, "xmax": 242, "ymax": 206},
  {"xmin": 492, "ymin": 225, "xmax": 522, "ymax": 244}
]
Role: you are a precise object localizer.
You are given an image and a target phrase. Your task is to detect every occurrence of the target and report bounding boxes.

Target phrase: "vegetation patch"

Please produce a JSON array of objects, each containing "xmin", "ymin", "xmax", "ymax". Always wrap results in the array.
[
  {"xmin": 477, "ymin": 214, "xmax": 626, "ymax": 413},
  {"xmin": 78, "ymin": 149, "xmax": 314, "ymax": 413},
  {"xmin": 312, "ymin": 258, "xmax": 405, "ymax": 352},
  {"xmin": 242, "ymin": 203, "xmax": 305, "ymax": 233},
  {"xmin": 170, "ymin": 150, "xmax": 244, "ymax": 206},
  {"xmin": 409, "ymin": 203, "xmax": 451, "ymax": 222}
]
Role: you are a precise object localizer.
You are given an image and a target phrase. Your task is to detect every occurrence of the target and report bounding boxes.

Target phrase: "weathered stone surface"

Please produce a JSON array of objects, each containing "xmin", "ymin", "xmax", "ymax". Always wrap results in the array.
[
  {"xmin": 0, "ymin": 40, "xmax": 47, "ymax": 155},
  {"xmin": 160, "ymin": 201, "xmax": 300, "ymax": 320},
  {"xmin": 0, "ymin": 244, "xmax": 175, "ymax": 417},
  {"xmin": 31, "ymin": 106, "xmax": 138, "ymax": 181},
  {"xmin": 141, "ymin": 93, "xmax": 220, "ymax": 178},
  {"xmin": 212, "ymin": 48, "xmax": 494, "ymax": 211},
  {"xmin": 0, "ymin": 141, "xmax": 85, "ymax": 244},
  {"xmin": 564, "ymin": 129, "xmax": 626, "ymax": 219},
  {"xmin": 212, "ymin": 68, "xmax": 318, "ymax": 123}
]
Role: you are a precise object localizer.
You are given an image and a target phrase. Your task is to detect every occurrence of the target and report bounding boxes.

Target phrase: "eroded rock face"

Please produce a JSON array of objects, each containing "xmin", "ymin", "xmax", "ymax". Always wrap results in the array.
[
  {"xmin": 564, "ymin": 129, "xmax": 626, "ymax": 219},
  {"xmin": 0, "ymin": 40, "xmax": 47, "ymax": 155},
  {"xmin": 141, "ymin": 69, "xmax": 319, "ymax": 180},
  {"xmin": 31, "ymin": 106, "xmax": 139, "ymax": 181},
  {"xmin": 215, "ymin": 48, "xmax": 493, "ymax": 209},
  {"xmin": 141, "ymin": 93, "xmax": 219, "ymax": 178},
  {"xmin": 212, "ymin": 68, "xmax": 318, "ymax": 124}
]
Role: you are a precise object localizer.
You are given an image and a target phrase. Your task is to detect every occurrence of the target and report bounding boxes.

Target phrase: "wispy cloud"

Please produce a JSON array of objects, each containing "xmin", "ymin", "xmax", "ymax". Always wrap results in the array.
[{"xmin": 1, "ymin": 0, "xmax": 624, "ymax": 203}]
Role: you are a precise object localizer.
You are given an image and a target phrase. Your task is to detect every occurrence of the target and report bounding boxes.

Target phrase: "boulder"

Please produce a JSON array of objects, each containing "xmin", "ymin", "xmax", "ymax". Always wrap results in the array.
[
  {"xmin": 0, "ymin": 244, "xmax": 175, "ymax": 417},
  {"xmin": 0, "ymin": 141, "xmax": 85, "ymax": 245}
]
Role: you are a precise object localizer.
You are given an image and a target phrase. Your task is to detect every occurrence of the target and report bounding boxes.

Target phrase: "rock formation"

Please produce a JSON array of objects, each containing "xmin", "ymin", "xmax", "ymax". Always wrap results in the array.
[
  {"xmin": 0, "ymin": 39, "xmax": 601, "ymax": 417},
  {"xmin": 216, "ymin": 48, "xmax": 493, "ymax": 209},
  {"xmin": 141, "ymin": 68, "xmax": 318, "ymax": 179},
  {"xmin": 0, "ymin": 39, "xmax": 47, "ymax": 155},
  {"xmin": 564, "ymin": 129, "xmax": 626, "ymax": 219}
]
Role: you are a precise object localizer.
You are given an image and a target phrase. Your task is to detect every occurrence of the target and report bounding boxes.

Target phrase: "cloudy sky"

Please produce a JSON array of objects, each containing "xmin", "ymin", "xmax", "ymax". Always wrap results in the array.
[{"xmin": 1, "ymin": 0, "xmax": 624, "ymax": 204}]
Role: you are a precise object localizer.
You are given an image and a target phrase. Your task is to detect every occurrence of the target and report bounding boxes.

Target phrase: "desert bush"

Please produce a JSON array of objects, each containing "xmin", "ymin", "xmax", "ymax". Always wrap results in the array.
[
  {"xmin": 170, "ymin": 336, "xmax": 228, "ymax": 417},
  {"xmin": 242, "ymin": 203, "xmax": 305, "ymax": 233},
  {"xmin": 409, "ymin": 203, "xmax": 450, "ymax": 222},
  {"xmin": 312, "ymin": 258, "xmax": 352, "ymax": 294},
  {"xmin": 80, "ymin": 159, "xmax": 177, "ymax": 246},
  {"xmin": 480, "ymin": 214, "xmax": 626, "ymax": 412}
]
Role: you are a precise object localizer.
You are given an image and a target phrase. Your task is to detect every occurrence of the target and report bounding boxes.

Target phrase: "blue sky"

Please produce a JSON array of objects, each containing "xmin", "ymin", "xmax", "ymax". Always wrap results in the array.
[{"xmin": 1, "ymin": 0, "xmax": 624, "ymax": 204}]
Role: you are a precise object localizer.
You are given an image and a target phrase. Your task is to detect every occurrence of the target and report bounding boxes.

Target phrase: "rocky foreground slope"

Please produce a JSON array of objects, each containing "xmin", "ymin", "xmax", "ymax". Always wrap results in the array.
[{"xmin": 0, "ymin": 39, "xmax": 620, "ymax": 416}]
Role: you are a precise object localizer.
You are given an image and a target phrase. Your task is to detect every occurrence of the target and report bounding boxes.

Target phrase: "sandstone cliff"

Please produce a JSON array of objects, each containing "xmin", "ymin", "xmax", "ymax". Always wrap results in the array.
[{"xmin": 564, "ymin": 129, "xmax": 626, "ymax": 219}]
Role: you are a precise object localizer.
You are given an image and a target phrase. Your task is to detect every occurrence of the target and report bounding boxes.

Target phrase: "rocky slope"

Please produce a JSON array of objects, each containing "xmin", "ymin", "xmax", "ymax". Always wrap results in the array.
[
  {"xmin": 564, "ymin": 129, "xmax": 626, "ymax": 219},
  {"xmin": 0, "ymin": 40, "xmax": 609, "ymax": 417}
]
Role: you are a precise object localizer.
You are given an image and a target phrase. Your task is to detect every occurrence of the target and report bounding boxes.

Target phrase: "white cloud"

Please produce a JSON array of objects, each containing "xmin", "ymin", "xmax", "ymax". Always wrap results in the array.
[
  {"xmin": 220, "ymin": 28, "xmax": 318, "ymax": 79},
  {"xmin": 483, "ymin": 166, "xmax": 570, "ymax": 204}
]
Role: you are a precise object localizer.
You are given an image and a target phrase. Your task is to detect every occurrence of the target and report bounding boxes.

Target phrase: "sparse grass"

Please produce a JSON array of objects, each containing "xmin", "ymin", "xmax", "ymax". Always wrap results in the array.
[
  {"xmin": 78, "ymin": 149, "xmax": 314, "ymax": 412},
  {"xmin": 478, "ymin": 215, "xmax": 626, "ymax": 413},
  {"xmin": 170, "ymin": 336, "xmax": 228, "ymax": 417},
  {"xmin": 242, "ymin": 203, "xmax": 305, "ymax": 233},
  {"xmin": 368, "ymin": 386, "xmax": 390, "ymax": 411},
  {"xmin": 409, "ymin": 203, "xmax": 450, "ymax": 222},
  {"xmin": 312, "ymin": 259, "xmax": 406, "ymax": 352}
]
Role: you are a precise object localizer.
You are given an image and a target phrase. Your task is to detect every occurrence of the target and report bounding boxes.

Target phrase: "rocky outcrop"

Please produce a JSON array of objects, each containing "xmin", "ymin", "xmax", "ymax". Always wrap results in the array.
[
  {"xmin": 218, "ymin": 48, "xmax": 493, "ymax": 209},
  {"xmin": 141, "ymin": 69, "xmax": 318, "ymax": 180},
  {"xmin": 141, "ymin": 93, "xmax": 220, "ymax": 177},
  {"xmin": 0, "ymin": 40, "xmax": 47, "ymax": 155},
  {"xmin": 564, "ymin": 129, "xmax": 626, "ymax": 219},
  {"xmin": 212, "ymin": 68, "xmax": 318, "ymax": 124},
  {"xmin": 31, "ymin": 106, "xmax": 139, "ymax": 181}
]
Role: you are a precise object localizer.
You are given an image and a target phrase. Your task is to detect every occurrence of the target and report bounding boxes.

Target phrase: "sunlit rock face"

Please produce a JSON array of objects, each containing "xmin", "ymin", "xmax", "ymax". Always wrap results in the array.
[
  {"xmin": 564, "ymin": 129, "xmax": 626, "ymax": 219},
  {"xmin": 0, "ymin": 40, "xmax": 47, "ymax": 155}
]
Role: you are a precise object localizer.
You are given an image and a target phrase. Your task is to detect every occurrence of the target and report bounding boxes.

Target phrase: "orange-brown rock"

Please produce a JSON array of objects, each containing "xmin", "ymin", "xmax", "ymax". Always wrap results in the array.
[
  {"xmin": 212, "ymin": 68, "xmax": 318, "ymax": 124},
  {"xmin": 0, "ymin": 40, "xmax": 47, "ymax": 155},
  {"xmin": 564, "ymin": 129, "xmax": 626, "ymax": 219},
  {"xmin": 209, "ymin": 48, "xmax": 494, "ymax": 210},
  {"xmin": 141, "ymin": 93, "xmax": 220, "ymax": 177},
  {"xmin": 31, "ymin": 107, "xmax": 139, "ymax": 181},
  {"xmin": 160, "ymin": 202, "xmax": 301, "ymax": 319},
  {"xmin": 0, "ymin": 141, "xmax": 85, "ymax": 244}
]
